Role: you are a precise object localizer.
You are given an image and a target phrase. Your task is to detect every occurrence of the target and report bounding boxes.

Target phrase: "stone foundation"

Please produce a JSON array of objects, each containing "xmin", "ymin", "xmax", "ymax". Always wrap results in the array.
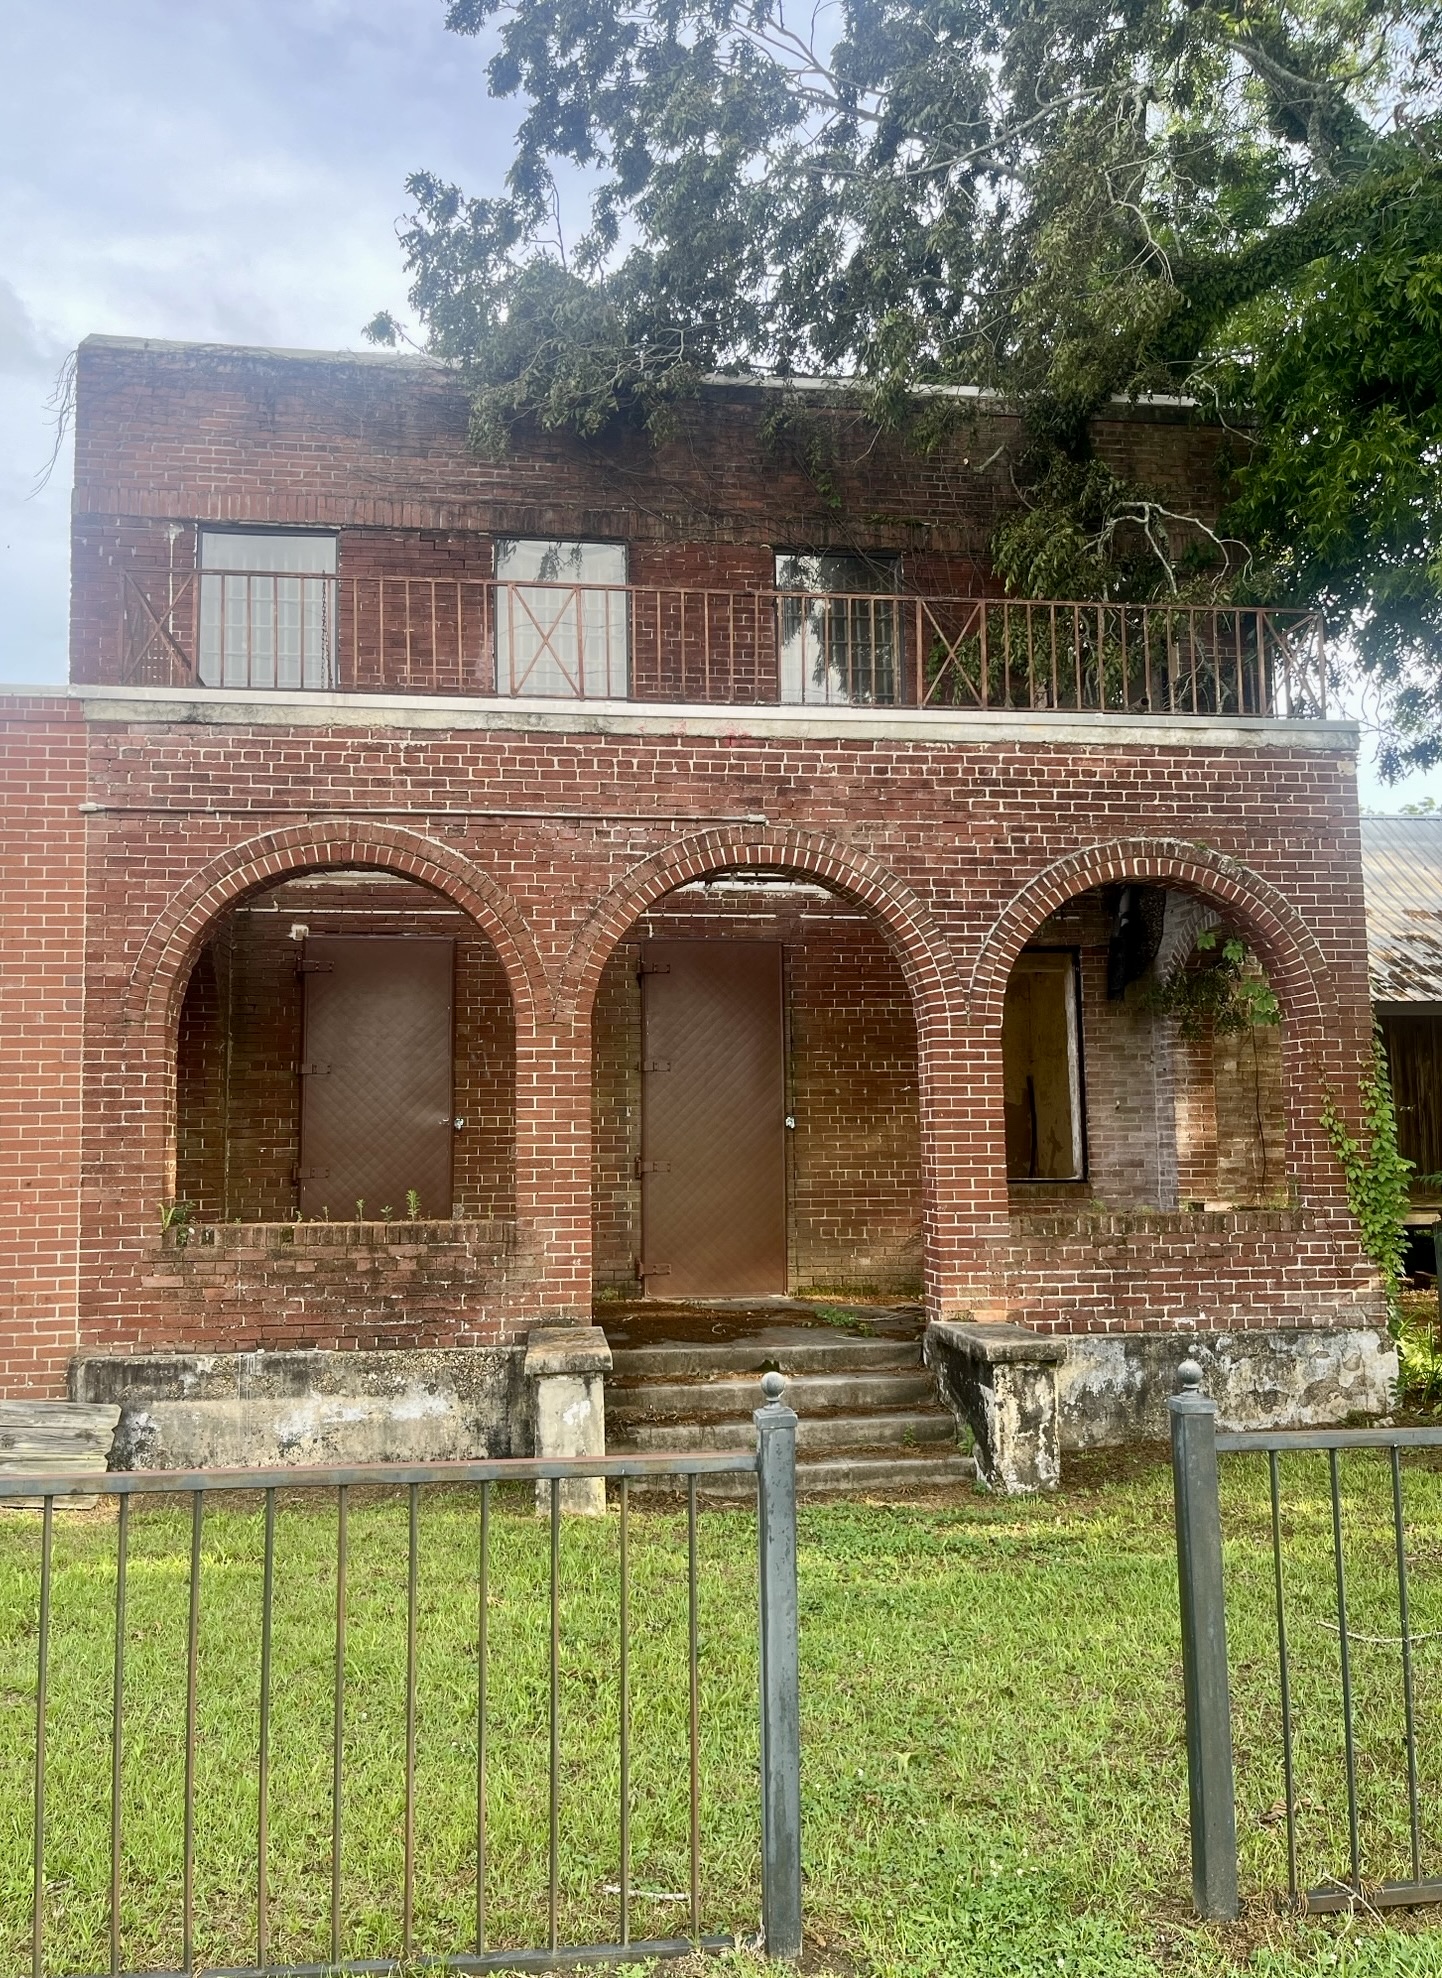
[
  {"xmin": 71, "ymin": 1346, "xmax": 529, "ymax": 1469},
  {"xmin": 1056, "ymin": 1325, "xmax": 1396, "ymax": 1449}
]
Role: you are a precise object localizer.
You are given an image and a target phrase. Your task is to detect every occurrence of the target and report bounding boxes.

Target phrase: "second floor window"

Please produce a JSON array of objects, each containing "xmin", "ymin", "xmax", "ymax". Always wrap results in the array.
[
  {"xmin": 776, "ymin": 552, "xmax": 900, "ymax": 706},
  {"xmin": 198, "ymin": 531, "xmax": 337, "ymax": 691},
  {"xmin": 494, "ymin": 538, "xmax": 628, "ymax": 698}
]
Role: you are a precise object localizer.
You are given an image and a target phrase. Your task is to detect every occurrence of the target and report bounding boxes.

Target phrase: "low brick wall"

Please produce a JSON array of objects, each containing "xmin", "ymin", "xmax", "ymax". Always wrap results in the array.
[
  {"xmin": 999, "ymin": 1207, "xmax": 1381, "ymax": 1334},
  {"xmin": 135, "ymin": 1219, "xmax": 540, "ymax": 1351}
]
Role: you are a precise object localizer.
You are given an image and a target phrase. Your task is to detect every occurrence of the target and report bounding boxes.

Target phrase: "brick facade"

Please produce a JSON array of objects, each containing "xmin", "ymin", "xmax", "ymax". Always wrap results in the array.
[{"xmin": 0, "ymin": 336, "xmax": 1387, "ymax": 1400}]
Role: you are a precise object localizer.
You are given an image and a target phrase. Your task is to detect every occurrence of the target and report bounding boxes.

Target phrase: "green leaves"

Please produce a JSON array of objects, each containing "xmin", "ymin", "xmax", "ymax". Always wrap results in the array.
[
  {"xmin": 1321, "ymin": 1029, "xmax": 1414, "ymax": 1326},
  {"xmin": 374, "ymin": 0, "xmax": 1442, "ymax": 759}
]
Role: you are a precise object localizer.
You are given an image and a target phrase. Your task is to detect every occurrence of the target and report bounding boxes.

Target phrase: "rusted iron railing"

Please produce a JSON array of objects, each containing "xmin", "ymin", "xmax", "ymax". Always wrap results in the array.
[
  {"xmin": 4, "ymin": 1375, "xmax": 802, "ymax": 1978},
  {"xmin": 119, "ymin": 569, "xmax": 1328, "ymax": 718},
  {"xmin": 1171, "ymin": 1361, "xmax": 1442, "ymax": 1920}
]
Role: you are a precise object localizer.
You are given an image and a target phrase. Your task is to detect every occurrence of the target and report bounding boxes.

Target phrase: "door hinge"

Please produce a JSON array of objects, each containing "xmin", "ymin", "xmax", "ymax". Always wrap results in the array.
[
  {"xmin": 296, "ymin": 958, "xmax": 334, "ymax": 975},
  {"xmin": 641, "ymin": 1058, "xmax": 671, "ymax": 1073},
  {"xmin": 294, "ymin": 1165, "xmax": 330, "ymax": 1181},
  {"xmin": 641, "ymin": 1262, "xmax": 672, "ymax": 1277},
  {"xmin": 637, "ymin": 961, "xmax": 671, "ymax": 977},
  {"xmin": 294, "ymin": 1061, "xmax": 331, "ymax": 1076},
  {"xmin": 635, "ymin": 1159, "xmax": 672, "ymax": 1176}
]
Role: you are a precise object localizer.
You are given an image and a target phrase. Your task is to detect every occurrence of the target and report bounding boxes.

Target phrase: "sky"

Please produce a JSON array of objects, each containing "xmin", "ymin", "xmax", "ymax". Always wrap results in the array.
[{"xmin": 0, "ymin": 0, "xmax": 1435, "ymax": 812}]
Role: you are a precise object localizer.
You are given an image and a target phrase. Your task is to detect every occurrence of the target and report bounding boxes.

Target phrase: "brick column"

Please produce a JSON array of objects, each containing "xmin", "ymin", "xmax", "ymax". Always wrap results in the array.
[
  {"xmin": 0, "ymin": 696, "xmax": 87, "ymax": 1396},
  {"xmin": 919, "ymin": 1009, "xmax": 1011, "ymax": 1322},
  {"xmin": 514, "ymin": 1014, "xmax": 594, "ymax": 1323}
]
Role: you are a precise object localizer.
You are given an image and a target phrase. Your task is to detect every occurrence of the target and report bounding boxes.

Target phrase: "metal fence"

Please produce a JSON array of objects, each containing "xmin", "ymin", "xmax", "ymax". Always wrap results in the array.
[
  {"xmin": 1170, "ymin": 1362, "xmax": 1442, "ymax": 1919},
  {"xmin": 118, "ymin": 568, "xmax": 1328, "ymax": 719},
  {"xmin": 3, "ymin": 1374, "xmax": 801, "ymax": 1978}
]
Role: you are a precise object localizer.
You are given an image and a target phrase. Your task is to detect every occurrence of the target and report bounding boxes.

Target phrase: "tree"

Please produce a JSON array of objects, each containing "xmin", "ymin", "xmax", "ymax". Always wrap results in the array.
[{"xmin": 369, "ymin": 0, "xmax": 1442, "ymax": 765}]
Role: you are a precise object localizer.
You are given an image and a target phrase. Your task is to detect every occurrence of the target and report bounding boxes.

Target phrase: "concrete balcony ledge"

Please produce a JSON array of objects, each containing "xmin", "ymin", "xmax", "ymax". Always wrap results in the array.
[{"xmin": 66, "ymin": 682, "xmax": 1358, "ymax": 754}]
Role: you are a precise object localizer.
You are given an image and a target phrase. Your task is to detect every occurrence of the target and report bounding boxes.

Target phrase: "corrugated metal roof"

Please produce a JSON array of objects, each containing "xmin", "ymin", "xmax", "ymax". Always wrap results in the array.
[{"xmin": 1361, "ymin": 817, "xmax": 1442, "ymax": 1002}]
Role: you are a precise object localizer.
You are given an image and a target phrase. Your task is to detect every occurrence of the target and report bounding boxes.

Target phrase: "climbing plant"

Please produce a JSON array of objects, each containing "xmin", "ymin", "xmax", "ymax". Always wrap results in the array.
[
  {"xmin": 1321, "ymin": 1030, "xmax": 1414, "ymax": 1327},
  {"xmin": 1147, "ymin": 929, "xmax": 1281, "ymax": 1041}
]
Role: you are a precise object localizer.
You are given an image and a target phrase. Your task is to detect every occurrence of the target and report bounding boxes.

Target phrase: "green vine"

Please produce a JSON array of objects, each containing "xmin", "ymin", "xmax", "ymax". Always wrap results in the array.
[
  {"xmin": 1321, "ymin": 1029, "xmax": 1414, "ymax": 1328},
  {"xmin": 1147, "ymin": 929, "xmax": 1282, "ymax": 1041}
]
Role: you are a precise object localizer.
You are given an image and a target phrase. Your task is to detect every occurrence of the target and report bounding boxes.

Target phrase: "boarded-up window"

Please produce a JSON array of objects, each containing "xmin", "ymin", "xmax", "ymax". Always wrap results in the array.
[
  {"xmin": 1003, "ymin": 950, "xmax": 1084, "ymax": 1180},
  {"xmin": 494, "ymin": 538, "xmax": 628, "ymax": 698}
]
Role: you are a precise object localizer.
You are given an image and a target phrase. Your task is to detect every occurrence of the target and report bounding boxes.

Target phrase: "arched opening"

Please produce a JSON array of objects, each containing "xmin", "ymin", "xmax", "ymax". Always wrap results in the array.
[
  {"xmin": 589, "ymin": 867, "xmax": 924, "ymax": 1303},
  {"xmin": 174, "ymin": 866, "xmax": 515, "ymax": 1224},
  {"xmin": 1002, "ymin": 883, "xmax": 1286, "ymax": 1212}
]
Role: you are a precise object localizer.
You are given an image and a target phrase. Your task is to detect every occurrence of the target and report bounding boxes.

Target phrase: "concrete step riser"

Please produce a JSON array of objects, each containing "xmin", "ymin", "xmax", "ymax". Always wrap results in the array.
[
  {"xmin": 609, "ymin": 1340, "xmax": 921, "ymax": 1378},
  {"xmin": 608, "ymin": 1371, "xmax": 936, "ymax": 1421},
  {"xmin": 611, "ymin": 1412, "xmax": 959, "ymax": 1455}
]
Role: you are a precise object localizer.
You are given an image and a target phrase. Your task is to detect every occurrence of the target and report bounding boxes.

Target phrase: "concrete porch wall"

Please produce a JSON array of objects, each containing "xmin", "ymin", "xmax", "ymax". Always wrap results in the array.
[{"xmin": 72, "ymin": 1345, "xmax": 531, "ymax": 1469}]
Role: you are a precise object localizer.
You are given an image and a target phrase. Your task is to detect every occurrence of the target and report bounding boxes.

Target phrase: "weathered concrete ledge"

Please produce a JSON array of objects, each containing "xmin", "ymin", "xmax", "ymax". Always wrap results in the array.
[
  {"xmin": 924, "ymin": 1321, "xmax": 1065, "ymax": 1493},
  {"xmin": 525, "ymin": 1327, "xmax": 613, "ymax": 1516},
  {"xmin": 0, "ymin": 1401, "xmax": 121, "ymax": 1509},
  {"xmin": 1056, "ymin": 1325, "xmax": 1397, "ymax": 1449},
  {"xmin": 71, "ymin": 1347, "xmax": 528, "ymax": 1469}
]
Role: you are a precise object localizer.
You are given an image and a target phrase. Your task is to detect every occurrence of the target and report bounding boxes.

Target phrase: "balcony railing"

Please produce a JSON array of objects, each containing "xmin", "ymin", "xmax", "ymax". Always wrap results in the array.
[{"xmin": 118, "ymin": 569, "xmax": 1329, "ymax": 718}]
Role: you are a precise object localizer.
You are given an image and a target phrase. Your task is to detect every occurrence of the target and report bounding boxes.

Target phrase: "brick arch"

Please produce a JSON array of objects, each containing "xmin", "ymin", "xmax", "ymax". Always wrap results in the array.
[
  {"xmin": 560, "ymin": 826, "xmax": 962, "ymax": 1027},
  {"xmin": 968, "ymin": 837, "xmax": 1331, "ymax": 1029},
  {"xmin": 127, "ymin": 820, "xmax": 551, "ymax": 1041}
]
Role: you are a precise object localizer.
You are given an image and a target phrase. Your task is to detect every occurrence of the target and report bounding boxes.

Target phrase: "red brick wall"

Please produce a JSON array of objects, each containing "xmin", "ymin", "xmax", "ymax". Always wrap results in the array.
[
  {"xmin": 70, "ymin": 338, "xmax": 1236, "ymax": 689},
  {"xmin": 138, "ymin": 1219, "xmax": 536, "ymax": 1355},
  {"xmin": 22, "ymin": 700, "xmax": 1374, "ymax": 1377},
  {"xmin": 0, "ymin": 699, "xmax": 86, "ymax": 1394},
  {"xmin": 590, "ymin": 884, "xmax": 923, "ymax": 1297}
]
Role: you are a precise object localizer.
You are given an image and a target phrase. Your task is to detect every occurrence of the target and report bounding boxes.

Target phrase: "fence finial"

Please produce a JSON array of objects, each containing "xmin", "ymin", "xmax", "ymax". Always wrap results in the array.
[
  {"xmin": 1177, "ymin": 1358, "xmax": 1205, "ymax": 1395},
  {"xmin": 760, "ymin": 1370, "xmax": 787, "ymax": 1405}
]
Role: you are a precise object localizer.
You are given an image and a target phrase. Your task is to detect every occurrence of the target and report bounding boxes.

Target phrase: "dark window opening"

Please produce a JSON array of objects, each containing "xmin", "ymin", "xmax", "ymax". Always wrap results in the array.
[{"xmin": 1004, "ymin": 950, "xmax": 1085, "ymax": 1180}]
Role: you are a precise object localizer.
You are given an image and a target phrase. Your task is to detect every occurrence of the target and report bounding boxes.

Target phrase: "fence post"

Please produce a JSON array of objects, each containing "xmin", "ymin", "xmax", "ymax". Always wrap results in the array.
[
  {"xmin": 755, "ymin": 1370, "xmax": 802, "ymax": 1960},
  {"xmin": 1169, "ymin": 1358, "xmax": 1239, "ymax": 1921}
]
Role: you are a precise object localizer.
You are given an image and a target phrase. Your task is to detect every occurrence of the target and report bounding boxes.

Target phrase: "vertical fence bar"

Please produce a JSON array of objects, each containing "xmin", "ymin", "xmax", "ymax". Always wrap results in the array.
[
  {"xmin": 32, "ymin": 1496, "xmax": 53, "ymax": 1978},
  {"xmin": 619, "ymin": 1475, "xmax": 631, "ymax": 1948},
  {"xmin": 476, "ymin": 1481, "xmax": 489, "ymax": 1955},
  {"xmin": 1168, "ymin": 1362, "xmax": 1239, "ymax": 1921},
  {"xmin": 183, "ymin": 1492, "xmax": 203, "ymax": 1975},
  {"xmin": 687, "ymin": 1473, "xmax": 702, "ymax": 1941},
  {"xmin": 257, "ymin": 1487, "xmax": 275, "ymax": 1972},
  {"xmin": 331, "ymin": 1486, "xmax": 348, "ymax": 1969},
  {"xmin": 404, "ymin": 1483, "xmax": 419, "ymax": 1961},
  {"xmin": 109, "ymin": 1495, "xmax": 129, "ymax": 1978},
  {"xmin": 1267, "ymin": 1451, "xmax": 1299, "ymax": 1902},
  {"xmin": 1328, "ymin": 1450, "xmax": 1363, "ymax": 1897},
  {"xmin": 755, "ymin": 1373, "xmax": 802, "ymax": 1960},
  {"xmin": 549, "ymin": 1477, "xmax": 561, "ymax": 1954},
  {"xmin": 1389, "ymin": 1447, "xmax": 1423, "ymax": 1885}
]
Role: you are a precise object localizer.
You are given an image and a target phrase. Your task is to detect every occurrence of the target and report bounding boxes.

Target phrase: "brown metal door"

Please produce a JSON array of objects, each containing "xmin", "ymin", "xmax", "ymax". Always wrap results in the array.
[
  {"xmin": 640, "ymin": 941, "xmax": 786, "ymax": 1296},
  {"xmin": 298, "ymin": 936, "xmax": 454, "ymax": 1220}
]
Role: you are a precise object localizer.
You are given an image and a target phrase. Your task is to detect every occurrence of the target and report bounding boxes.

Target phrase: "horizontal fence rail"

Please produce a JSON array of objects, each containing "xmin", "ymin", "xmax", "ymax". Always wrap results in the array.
[
  {"xmin": 118, "ymin": 570, "xmax": 1328, "ymax": 719},
  {"xmin": 1171, "ymin": 1362, "xmax": 1442, "ymax": 1919},
  {"xmin": 0, "ymin": 1378, "xmax": 802, "ymax": 1978}
]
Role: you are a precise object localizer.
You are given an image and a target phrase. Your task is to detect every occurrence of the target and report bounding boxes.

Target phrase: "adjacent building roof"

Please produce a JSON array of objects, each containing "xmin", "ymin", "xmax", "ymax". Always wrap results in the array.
[{"xmin": 1361, "ymin": 816, "xmax": 1442, "ymax": 1003}]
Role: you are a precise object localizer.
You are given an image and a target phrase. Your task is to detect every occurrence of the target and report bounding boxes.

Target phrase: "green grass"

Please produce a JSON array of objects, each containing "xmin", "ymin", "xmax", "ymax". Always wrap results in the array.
[{"xmin": 1, "ymin": 1455, "xmax": 1441, "ymax": 1977}]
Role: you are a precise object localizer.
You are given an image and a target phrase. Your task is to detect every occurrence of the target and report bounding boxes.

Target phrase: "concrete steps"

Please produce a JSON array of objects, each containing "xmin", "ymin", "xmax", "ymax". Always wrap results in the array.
[{"xmin": 604, "ymin": 1312, "xmax": 974, "ymax": 1495}]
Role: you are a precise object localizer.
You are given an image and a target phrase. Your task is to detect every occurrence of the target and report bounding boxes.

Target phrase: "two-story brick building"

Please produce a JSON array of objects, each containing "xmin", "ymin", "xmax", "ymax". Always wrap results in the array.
[{"xmin": 0, "ymin": 334, "xmax": 1395, "ymax": 1479}]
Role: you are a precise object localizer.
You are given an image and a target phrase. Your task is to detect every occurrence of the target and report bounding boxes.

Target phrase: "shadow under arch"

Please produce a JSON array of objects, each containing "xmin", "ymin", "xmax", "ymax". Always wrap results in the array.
[
  {"xmin": 560, "ymin": 825, "xmax": 963, "ymax": 1029},
  {"xmin": 967, "ymin": 836, "xmax": 1331, "ymax": 1032},
  {"xmin": 127, "ymin": 819, "xmax": 552, "ymax": 1045}
]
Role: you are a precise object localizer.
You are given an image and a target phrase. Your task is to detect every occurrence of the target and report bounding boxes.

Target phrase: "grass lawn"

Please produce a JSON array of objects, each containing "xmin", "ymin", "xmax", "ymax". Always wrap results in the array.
[{"xmin": 2, "ymin": 1450, "xmax": 1442, "ymax": 1978}]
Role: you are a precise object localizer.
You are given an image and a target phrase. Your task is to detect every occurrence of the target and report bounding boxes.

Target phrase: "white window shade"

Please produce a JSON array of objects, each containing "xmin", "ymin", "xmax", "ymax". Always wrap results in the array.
[
  {"xmin": 776, "ymin": 553, "xmax": 900, "ymax": 706},
  {"xmin": 494, "ymin": 539, "xmax": 628, "ymax": 698},
  {"xmin": 198, "ymin": 532, "xmax": 337, "ymax": 691}
]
